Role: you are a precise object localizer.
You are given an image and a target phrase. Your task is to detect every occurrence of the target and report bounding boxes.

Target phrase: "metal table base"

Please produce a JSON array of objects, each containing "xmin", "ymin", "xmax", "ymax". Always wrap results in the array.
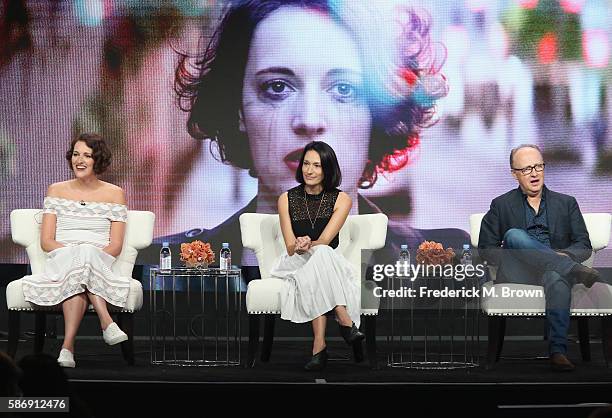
[
  {"xmin": 386, "ymin": 274, "xmax": 480, "ymax": 370},
  {"xmin": 149, "ymin": 267, "xmax": 242, "ymax": 367}
]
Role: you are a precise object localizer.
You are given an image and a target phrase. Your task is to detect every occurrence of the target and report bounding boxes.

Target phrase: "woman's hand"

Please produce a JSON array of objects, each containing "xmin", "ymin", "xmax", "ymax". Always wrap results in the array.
[{"xmin": 295, "ymin": 236, "xmax": 312, "ymax": 255}]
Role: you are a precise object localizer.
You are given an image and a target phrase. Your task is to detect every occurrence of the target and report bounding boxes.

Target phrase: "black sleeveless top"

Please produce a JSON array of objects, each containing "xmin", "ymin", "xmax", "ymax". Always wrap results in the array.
[{"xmin": 287, "ymin": 185, "xmax": 340, "ymax": 249}]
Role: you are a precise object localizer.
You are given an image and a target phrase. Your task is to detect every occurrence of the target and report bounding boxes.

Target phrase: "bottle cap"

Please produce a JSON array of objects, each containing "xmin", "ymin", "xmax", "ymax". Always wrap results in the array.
[
  {"xmin": 463, "ymin": 244, "xmax": 470, "ymax": 250},
  {"xmin": 400, "ymin": 244, "xmax": 408, "ymax": 250},
  {"xmin": 222, "ymin": 242, "xmax": 229, "ymax": 248},
  {"xmin": 162, "ymin": 242, "xmax": 170, "ymax": 247}
]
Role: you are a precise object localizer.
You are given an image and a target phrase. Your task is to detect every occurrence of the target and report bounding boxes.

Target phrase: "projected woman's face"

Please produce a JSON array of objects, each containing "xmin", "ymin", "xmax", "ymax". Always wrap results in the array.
[{"xmin": 241, "ymin": 6, "xmax": 371, "ymax": 196}]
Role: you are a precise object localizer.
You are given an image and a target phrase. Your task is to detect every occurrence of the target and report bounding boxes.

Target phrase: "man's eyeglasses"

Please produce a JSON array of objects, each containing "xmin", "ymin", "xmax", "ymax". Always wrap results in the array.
[{"xmin": 512, "ymin": 163, "xmax": 545, "ymax": 176}]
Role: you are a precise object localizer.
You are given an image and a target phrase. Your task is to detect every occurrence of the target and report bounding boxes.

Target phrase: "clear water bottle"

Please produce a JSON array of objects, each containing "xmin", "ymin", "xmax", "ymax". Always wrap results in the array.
[
  {"xmin": 220, "ymin": 242, "xmax": 231, "ymax": 271},
  {"xmin": 399, "ymin": 244, "xmax": 411, "ymax": 279},
  {"xmin": 399, "ymin": 244, "xmax": 410, "ymax": 265},
  {"xmin": 460, "ymin": 244, "xmax": 472, "ymax": 265},
  {"xmin": 160, "ymin": 242, "xmax": 171, "ymax": 273}
]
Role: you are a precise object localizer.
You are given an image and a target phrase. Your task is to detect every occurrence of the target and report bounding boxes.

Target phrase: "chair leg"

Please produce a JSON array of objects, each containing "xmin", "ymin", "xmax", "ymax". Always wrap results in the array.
[
  {"xmin": 602, "ymin": 316, "xmax": 612, "ymax": 369},
  {"xmin": 260, "ymin": 314, "xmax": 276, "ymax": 362},
  {"xmin": 118, "ymin": 313, "xmax": 135, "ymax": 366},
  {"xmin": 487, "ymin": 316, "xmax": 505, "ymax": 369},
  {"xmin": 246, "ymin": 314, "xmax": 260, "ymax": 368},
  {"xmin": 352, "ymin": 340, "xmax": 364, "ymax": 364},
  {"xmin": 351, "ymin": 316, "xmax": 365, "ymax": 363},
  {"xmin": 8, "ymin": 310, "xmax": 20, "ymax": 358},
  {"xmin": 578, "ymin": 317, "xmax": 591, "ymax": 362},
  {"xmin": 496, "ymin": 316, "xmax": 506, "ymax": 361},
  {"xmin": 34, "ymin": 312, "xmax": 46, "ymax": 354},
  {"xmin": 364, "ymin": 315, "xmax": 377, "ymax": 370}
]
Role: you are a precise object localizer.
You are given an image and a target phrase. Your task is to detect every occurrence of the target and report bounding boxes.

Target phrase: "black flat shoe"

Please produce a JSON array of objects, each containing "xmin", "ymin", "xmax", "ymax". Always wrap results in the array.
[
  {"xmin": 304, "ymin": 348, "xmax": 328, "ymax": 371},
  {"xmin": 339, "ymin": 323, "xmax": 365, "ymax": 346}
]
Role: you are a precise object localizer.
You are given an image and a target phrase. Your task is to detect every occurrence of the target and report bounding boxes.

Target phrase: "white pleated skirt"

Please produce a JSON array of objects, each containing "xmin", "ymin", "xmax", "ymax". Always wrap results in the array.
[
  {"xmin": 271, "ymin": 245, "xmax": 361, "ymax": 328},
  {"xmin": 22, "ymin": 244, "xmax": 130, "ymax": 308}
]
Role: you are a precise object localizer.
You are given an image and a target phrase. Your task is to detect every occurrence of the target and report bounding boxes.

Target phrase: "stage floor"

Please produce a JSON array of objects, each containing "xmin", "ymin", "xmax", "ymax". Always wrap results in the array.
[
  {"xmin": 5, "ymin": 337, "xmax": 612, "ymax": 383},
  {"xmin": 3, "ymin": 337, "xmax": 612, "ymax": 417}
]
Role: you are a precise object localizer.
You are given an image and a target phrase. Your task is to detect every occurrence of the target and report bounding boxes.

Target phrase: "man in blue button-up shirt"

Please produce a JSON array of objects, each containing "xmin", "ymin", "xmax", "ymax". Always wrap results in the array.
[{"xmin": 479, "ymin": 144, "xmax": 601, "ymax": 371}]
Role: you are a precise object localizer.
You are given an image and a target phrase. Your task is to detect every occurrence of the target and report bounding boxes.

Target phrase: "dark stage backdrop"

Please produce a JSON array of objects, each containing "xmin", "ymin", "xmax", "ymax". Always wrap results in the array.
[{"xmin": 0, "ymin": 0, "xmax": 611, "ymax": 266}]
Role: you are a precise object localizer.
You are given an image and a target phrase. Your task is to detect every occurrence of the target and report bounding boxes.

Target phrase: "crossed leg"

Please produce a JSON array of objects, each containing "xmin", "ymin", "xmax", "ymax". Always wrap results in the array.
[{"xmin": 61, "ymin": 291, "xmax": 115, "ymax": 352}]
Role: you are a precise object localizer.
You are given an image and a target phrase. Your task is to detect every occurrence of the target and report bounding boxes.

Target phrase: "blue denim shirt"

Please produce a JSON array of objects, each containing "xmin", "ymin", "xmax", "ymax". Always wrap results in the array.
[{"xmin": 523, "ymin": 188, "xmax": 550, "ymax": 247}]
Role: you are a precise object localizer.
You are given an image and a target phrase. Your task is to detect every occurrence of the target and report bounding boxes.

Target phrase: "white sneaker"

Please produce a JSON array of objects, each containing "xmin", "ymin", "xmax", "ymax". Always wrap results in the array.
[
  {"xmin": 102, "ymin": 322, "xmax": 128, "ymax": 345},
  {"xmin": 57, "ymin": 348, "xmax": 75, "ymax": 368}
]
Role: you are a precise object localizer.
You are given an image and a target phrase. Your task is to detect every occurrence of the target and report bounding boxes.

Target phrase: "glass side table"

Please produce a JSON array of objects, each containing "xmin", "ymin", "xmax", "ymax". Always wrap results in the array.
[
  {"xmin": 386, "ymin": 273, "xmax": 480, "ymax": 370},
  {"xmin": 149, "ymin": 267, "xmax": 243, "ymax": 367}
]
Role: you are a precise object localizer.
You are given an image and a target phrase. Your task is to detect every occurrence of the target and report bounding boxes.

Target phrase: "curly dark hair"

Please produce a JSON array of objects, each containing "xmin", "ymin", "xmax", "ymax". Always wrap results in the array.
[
  {"xmin": 65, "ymin": 133, "xmax": 111, "ymax": 175},
  {"xmin": 175, "ymin": 0, "xmax": 446, "ymax": 188}
]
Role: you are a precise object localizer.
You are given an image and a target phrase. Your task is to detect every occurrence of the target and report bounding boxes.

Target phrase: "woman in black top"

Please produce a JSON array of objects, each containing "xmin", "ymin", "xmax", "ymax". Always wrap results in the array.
[{"xmin": 273, "ymin": 141, "xmax": 364, "ymax": 371}]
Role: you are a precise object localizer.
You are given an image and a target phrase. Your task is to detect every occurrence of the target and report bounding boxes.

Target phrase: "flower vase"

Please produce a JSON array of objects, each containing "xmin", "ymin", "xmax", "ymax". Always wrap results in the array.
[{"xmin": 185, "ymin": 261, "xmax": 208, "ymax": 270}]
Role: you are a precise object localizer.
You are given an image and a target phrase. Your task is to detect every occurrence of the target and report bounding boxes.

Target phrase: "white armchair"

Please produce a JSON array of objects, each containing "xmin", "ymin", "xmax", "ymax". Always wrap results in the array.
[
  {"xmin": 5, "ymin": 209, "xmax": 155, "ymax": 364},
  {"xmin": 470, "ymin": 213, "xmax": 612, "ymax": 368},
  {"xmin": 240, "ymin": 213, "xmax": 388, "ymax": 368}
]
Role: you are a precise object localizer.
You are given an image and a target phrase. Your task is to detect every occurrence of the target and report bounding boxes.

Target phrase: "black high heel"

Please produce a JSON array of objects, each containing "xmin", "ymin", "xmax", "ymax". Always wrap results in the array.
[
  {"xmin": 339, "ymin": 323, "xmax": 365, "ymax": 346},
  {"xmin": 304, "ymin": 347, "xmax": 328, "ymax": 371}
]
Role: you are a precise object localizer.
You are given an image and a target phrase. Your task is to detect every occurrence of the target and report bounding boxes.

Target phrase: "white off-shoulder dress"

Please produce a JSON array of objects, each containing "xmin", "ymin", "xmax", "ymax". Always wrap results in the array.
[{"xmin": 22, "ymin": 197, "xmax": 130, "ymax": 308}]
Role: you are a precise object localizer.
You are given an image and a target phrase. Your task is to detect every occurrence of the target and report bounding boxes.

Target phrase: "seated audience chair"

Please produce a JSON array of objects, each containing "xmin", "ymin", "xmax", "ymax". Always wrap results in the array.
[
  {"xmin": 469, "ymin": 213, "xmax": 612, "ymax": 369},
  {"xmin": 5, "ymin": 209, "xmax": 155, "ymax": 365},
  {"xmin": 240, "ymin": 213, "xmax": 388, "ymax": 368}
]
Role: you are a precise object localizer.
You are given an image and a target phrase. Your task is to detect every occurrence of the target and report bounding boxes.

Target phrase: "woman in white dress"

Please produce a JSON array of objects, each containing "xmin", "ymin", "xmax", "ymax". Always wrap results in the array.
[
  {"xmin": 274, "ymin": 141, "xmax": 365, "ymax": 371},
  {"xmin": 22, "ymin": 133, "xmax": 130, "ymax": 368}
]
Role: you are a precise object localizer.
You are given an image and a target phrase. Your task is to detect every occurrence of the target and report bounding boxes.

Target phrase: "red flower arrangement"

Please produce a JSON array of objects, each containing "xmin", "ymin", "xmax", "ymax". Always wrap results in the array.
[
  {"xmin": 180, "ymin": 240, "xmax": 215, "ymax": 268},
  {"xmin": 415, "ymin": 240, "xmax": 455, "ymax": 265}
]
